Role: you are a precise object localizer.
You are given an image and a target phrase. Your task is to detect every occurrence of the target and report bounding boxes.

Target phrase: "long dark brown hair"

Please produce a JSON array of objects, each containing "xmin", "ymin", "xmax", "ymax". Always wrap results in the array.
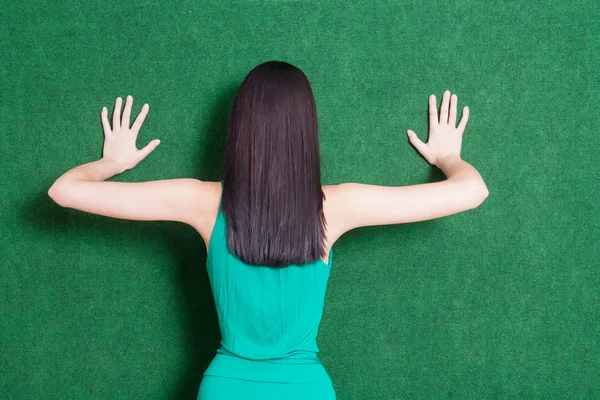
[{"xmin": 222, "ymin": 61, "xmax": 327, "ymax": 267}]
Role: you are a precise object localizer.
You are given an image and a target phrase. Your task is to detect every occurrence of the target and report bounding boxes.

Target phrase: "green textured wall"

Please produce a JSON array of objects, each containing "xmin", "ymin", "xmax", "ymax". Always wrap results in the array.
[{"xmin": 1, "ymin": 1, "xmax": 598, "ymax": 399}]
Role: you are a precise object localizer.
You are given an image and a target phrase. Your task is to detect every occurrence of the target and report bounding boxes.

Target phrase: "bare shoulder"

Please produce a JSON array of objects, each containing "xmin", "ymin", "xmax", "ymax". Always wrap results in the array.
[
  {"xmin": 187, "ymin": 180, "xmax": 222, "ymax": 247},
  {"xmin": 321, "ymin": 184, "xmax": 346, "ymax": 250}
]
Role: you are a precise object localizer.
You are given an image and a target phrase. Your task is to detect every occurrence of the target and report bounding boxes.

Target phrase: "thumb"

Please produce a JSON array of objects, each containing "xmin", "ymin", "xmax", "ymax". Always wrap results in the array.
[
  {"xmin": 406, "ymin": 130, "xmax": 429, "ymax": 161},
  {"xmin": 138, "ymin": 139, "xmax": 160, "ymax": 161}
]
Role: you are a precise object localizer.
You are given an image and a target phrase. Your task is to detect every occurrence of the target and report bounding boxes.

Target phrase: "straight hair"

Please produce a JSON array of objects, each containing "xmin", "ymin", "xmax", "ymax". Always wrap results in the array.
[{"xmin": 222, "ymin": 60, "xmax": 327, "ymax": 267}]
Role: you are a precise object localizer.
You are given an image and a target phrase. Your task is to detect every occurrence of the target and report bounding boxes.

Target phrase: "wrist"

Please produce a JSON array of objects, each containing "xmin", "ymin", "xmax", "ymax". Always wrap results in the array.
[
  {"xmin": 101, "ymin": 157, "xmax": 128, "ymax": 174},
  {"xmin": 435, "ymin": 154, "xmax": 461, "ymax": 167}
]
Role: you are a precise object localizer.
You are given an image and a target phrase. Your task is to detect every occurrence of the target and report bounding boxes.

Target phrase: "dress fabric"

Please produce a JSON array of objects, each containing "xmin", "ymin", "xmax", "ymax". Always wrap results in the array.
[{"xmin": 197, "ymin": 180, "xmax": 335, "ymax": 400}]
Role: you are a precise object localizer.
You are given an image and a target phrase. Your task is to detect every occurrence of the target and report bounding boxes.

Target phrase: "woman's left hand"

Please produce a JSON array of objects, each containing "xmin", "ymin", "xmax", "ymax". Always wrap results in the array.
[{"xmin": 101, "ymin": 95, "xmax": 160, "ymax": 172}]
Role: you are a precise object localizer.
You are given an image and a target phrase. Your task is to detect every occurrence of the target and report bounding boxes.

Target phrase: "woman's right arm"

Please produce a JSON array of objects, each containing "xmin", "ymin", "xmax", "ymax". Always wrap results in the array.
[
  {"xmin": 326, "ymin": 90, "xmax": 488, "ymax": 238},
  {"xmin": 328, "ymin": 164, "xmax": 487, "ymax": 235}
]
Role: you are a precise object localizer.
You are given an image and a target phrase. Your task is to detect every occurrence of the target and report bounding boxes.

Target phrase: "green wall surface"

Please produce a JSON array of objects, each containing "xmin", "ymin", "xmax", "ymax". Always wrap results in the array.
[{"xmin": 1, "ymin": 1, "xmax": 598, "ymax": 399}]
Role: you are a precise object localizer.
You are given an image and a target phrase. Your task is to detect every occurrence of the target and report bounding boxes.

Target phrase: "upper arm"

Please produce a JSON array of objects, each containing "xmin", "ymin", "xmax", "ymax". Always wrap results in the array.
[
  {"xmin": 48, "ymin": 178, "xmax": 213, "ymax": 226},
  {"xmin": 329, "ymin": 179, "xmax": 489, "ymax": 234}
]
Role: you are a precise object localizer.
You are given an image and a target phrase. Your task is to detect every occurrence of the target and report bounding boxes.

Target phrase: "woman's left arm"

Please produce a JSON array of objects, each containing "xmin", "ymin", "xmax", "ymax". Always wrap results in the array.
[{"xmin": 48, "ymin": 95, "xmax": 209, "ymax": 226}]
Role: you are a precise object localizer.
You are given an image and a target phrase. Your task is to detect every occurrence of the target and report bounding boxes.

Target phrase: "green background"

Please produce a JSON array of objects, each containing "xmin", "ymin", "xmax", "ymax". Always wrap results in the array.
[{"xmin": 1, "ymin": 1, "xmax": 598, "ymax": 399}]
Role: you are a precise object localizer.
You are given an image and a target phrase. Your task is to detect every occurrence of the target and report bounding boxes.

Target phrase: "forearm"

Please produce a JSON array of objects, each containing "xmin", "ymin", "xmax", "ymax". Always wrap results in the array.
[
  {"xmin": 436, "ymin": 155, "xmax": 488, "ymax": 192},
  {"xmin": 50, "ymin": 157, "xmax": 126, "ymax": 188}
]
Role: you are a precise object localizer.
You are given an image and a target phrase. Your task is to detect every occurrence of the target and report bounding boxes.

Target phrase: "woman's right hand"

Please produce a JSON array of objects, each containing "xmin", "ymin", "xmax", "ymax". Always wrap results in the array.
[{"xmin": 406, "ymin": 90, "xmax": 469, "ymax": 166}]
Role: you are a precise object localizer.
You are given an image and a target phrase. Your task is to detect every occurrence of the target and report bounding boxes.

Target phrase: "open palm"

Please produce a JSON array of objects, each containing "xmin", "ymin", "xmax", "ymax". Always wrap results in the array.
[{"xmin": 101, "ymin": 95, "xmax": 160, "ymax": 171}]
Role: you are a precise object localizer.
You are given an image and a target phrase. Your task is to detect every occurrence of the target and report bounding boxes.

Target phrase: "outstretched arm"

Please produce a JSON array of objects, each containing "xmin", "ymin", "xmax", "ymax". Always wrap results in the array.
[{"xmin": 47, "ymin": 95, "xmax": 209, "ymax": 226}]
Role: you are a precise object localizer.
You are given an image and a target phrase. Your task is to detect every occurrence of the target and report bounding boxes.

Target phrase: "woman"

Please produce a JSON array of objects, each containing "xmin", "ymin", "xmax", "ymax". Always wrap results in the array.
[{"xmin": 48, "ymin": 61, "xmax": 489, "ymax": 399}]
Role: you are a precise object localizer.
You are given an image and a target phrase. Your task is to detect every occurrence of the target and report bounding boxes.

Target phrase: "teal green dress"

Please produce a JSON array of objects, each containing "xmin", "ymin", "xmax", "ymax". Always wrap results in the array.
[{"xmin": 198, "ymin": 180, "xmax": 336, "ymax": 400}]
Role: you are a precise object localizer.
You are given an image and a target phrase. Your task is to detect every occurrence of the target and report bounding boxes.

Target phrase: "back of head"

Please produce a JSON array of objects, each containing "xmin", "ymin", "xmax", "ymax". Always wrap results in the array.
[{"xmin": 222, "ymin": 60, "xmax": 327, "ymax": 267}]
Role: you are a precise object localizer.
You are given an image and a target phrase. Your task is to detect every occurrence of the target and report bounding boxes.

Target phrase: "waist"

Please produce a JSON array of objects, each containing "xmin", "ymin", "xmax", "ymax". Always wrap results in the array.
[{"xmin": 203, "ymin": 348, "xmax": 332, "ymax": 383}]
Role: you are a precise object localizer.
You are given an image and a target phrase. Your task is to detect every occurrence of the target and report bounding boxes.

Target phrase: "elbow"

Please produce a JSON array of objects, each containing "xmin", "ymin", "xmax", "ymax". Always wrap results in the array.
[
  {"xmin": 455, "ymin": 177, "xmax": 489, "ymax": 200},
  {"xmin": 458, "ymin": 179, "xmax": 488, "ymax": 208},
  {"xmin": 48, "ymin": 182, "xmax": 68, "ymax": 207},
  {"xmin": 473, "ymin": 183, "xmax": 489, "ymax": 206},
  {"xmin": 479, "ymin": 183, "xmax": 489, "ymax": 199}
]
